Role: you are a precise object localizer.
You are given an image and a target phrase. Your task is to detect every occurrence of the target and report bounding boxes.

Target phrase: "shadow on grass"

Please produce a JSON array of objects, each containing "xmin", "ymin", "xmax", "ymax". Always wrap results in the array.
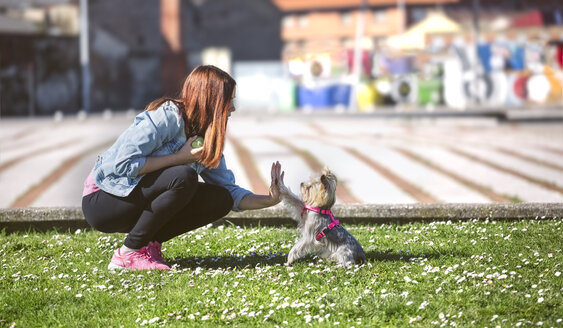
[
  {"xmin": 365, "ymin": 249, "xmax": 445, "ymax": 262},
  {"xmin": 172, "ymin": 252, "xmax": 287, "ymax": 270},
  {"xmin": 171, "ymin": 249, "xmax": 448, "ymax": 270}
]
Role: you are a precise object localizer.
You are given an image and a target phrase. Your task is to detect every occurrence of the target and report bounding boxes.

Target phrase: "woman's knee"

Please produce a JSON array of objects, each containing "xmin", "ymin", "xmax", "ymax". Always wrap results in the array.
[{"xmin": 166, "ymin": 165, "xmax": 198, "ymax": 189}]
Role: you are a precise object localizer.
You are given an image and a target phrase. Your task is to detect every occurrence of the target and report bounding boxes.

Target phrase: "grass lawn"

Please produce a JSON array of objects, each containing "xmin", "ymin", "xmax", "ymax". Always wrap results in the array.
[{"xmin": 1, "ymin": 217, "xmax": 562, "ymax": 327}]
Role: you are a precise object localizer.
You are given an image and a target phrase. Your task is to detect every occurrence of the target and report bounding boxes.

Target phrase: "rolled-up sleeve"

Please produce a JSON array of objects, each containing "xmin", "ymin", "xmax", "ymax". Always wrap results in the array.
[
  {"xmin": 114, "ymin": 103, "xmax": 183, "ymax": 178},
  {"xmin": 199, "ymin": 156, "xmax": 252, "ymax": 212},
  {"xmin": 121, "ymin": 156, "xmax": 146, "ymax": 178}
]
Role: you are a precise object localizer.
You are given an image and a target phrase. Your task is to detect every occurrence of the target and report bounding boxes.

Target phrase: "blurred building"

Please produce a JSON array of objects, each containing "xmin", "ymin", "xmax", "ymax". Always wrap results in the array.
[
  {"xmin": 268, "ymin": 0, "xmax": 562, "ymax": 111},
  {"xmin": 272, "ymin": 0, "xmax": 562, "ymax": 74},
  {"xmin": 0, "ymin": 0, "xmax": 282, "ymax": 116},
  {"xmin": 273, "ymin": 0, "xmax": 456, "ymax": 67},
  {"xmin": 0, "ymin": 0, "xmax": 80, "ymax": 116},
  {"xmin": 1, "ymin": 0, "xmax": 562, "ymax": 116},
  {"xmin": 88, "ymin": 0, "xmax": 281, "ymax": 110}
]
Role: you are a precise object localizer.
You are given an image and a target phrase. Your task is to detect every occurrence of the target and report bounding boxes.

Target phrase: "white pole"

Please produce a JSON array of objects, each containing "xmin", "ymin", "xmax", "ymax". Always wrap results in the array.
[
  {"xmin": 79, "ymin": 0, "xmax": 90, "ymax": 113},
  {"xmin": 349, "ymin": 0, "xmax": 367, "ymax": 112},
  {"xmin": 397, "ymin": 0, "xmax": 405, "ymax": 33},
  {"xmin": 472, "ymin": 0, "xmax": 480, "ymax": 107},
  {"xmin": 27, "ymin": 62, "xmax": 34, "ymax": 116}
]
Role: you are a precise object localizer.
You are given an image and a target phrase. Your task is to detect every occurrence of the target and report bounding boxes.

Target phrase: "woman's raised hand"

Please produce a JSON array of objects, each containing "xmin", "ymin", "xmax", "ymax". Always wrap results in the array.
[
  {"xmin": 269, "ymin": 161, "xmax": 284, "ymax": 205},
  {"xmin": 176, "ymin": 136, "xmax": 203, "ymax": 164}
]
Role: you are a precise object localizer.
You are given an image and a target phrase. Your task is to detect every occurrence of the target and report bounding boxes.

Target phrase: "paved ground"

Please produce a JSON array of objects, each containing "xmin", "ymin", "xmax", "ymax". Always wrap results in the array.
[{"xmin": 1, "ymin": 109, "xmax": 563, "ymax": 208}]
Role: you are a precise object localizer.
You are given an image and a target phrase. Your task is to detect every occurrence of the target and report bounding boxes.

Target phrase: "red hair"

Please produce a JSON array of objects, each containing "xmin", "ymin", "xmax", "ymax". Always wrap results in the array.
[{"xmin": 145, "ymin": 65, "xmax": 236, "ymax": 168}]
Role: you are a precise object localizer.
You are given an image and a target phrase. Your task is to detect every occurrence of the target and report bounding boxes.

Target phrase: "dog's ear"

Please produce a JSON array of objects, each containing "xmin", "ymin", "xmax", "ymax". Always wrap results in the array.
[
  {"xmin": 320, "ymin": 174, "xmax": 331, "ymax": 191},
  {"xmin": 321, "ymin": 170, "xmax": 337, "ymax": 186}
]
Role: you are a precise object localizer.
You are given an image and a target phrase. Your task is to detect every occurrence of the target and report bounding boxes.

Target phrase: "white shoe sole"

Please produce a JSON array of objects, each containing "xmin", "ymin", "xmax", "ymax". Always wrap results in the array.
[{"xmin": 107, "ymin": 262, "xmax": 127, "ymax": 270}]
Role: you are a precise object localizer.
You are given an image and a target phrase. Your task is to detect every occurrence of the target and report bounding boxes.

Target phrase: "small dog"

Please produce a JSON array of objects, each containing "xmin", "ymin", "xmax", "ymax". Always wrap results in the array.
[{"xmin": 278, "ymin": 167, "xmax": 366, "ymax": 267}]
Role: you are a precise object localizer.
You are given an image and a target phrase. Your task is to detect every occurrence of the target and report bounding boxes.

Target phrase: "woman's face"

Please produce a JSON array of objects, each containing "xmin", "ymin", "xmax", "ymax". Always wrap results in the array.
[{"xmin": 227, "ymin": 88, "xmax": 236, "ymax": 118}]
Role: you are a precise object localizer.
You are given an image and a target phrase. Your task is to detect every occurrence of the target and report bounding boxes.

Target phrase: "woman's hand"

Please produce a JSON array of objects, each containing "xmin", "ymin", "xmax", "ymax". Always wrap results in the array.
[
  {"xmin": 237, "ymin": 161, "xmax": 284, "ymax": 211},
  {"xmin": 138, "ymin": 137, "xmax": 202, "ymax": 176},
  {"xmin": 175, "ymin": 136, "xmax": 204, "ymax": 165},
  {"xmin": 268, "ymin": 161, "xmax": 284, "ymax": 205}
]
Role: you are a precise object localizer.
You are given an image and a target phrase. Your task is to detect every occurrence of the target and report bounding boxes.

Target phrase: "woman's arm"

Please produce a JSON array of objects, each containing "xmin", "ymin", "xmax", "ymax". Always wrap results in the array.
[
  {"xmin": 237, "ymin": 161, "xmax": 283, "ymax": 210},
  {"xmin": 138, "ymin": 136, "xmax": 202, "ymax": 175},
  {"xmin": 114, "ymin": 102, "xmax": 186, "ymax": 178},
  {"xmin": 237, "ymin": 194, "xmax": 279, "ymax": 210}
]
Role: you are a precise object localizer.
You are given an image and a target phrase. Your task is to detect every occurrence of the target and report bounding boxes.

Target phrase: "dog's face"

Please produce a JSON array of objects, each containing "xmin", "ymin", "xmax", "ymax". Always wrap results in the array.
[{"xmin": 300, "ymin": 167, "xmax": 337, "ymax": 209}]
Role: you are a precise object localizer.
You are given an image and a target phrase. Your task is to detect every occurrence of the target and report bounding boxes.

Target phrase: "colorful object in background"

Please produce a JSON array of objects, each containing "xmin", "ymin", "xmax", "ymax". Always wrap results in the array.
[
  {"xmin": 508, "ymin": 46, "xmax": 525, "ymax": 70},
  {"xmin": 298, "ymin": 86, "xmax": 331, "ymax": 108},
  {"xmin": 356, "ymin": 83, "xmax": 378, "ymax": 111},
  {"xmin": 275, "ymin": 79, "xmax": 297, "ymax": 112},
  {"xmin": 418, "ymin": 79, "xmax": 443, "ymax": 106},
  {"xmin": 463, "ymin": 74, "xmax": 494, "ymax": 104},
  {"xmin": 354, "ymin": 76, "xmax": 445, "ymax": 110},
  {"xmin": 544, "ymin": 65, "xmax": 563, "ymax": 102},
  {"xmin": 527, "ymin": 72, "xmax": 551, "ymax": 103},
  {"xmin": 298, "ymin": 84, "xmax": 351, "ymax": 109},
  {"xmin": 510, "ymin": 10, "xmax": 544, "ymax": 28},
  {"xmin": 505, "ymin": 72, "xmax": 528, "ymax": 106},
  {"xmin": 444, "ymin": 56, "xmax": 492, "ymax": 109},
  {"xmin": 381, "ymin": 56, "xmax": 415, "ymax": 75},
  {"xmin": 488, "ymin": 71, "xmax": 509, "ymax": 107},
  {"xmin": 331, "ymin": 84, "xmax": 351, "ymax": 107},
  {"xmin": 374, "ymin": 77, "xmax": 393, "ymax": 106},
  {"xmin": 375, "ymin": 77, "xmax": 392, "ymax": 97},
  {"xmin": 391, "ymin": 75, "xmax": 418, "ymax": 104},
  {"xmin": 291, "ymin": 37, "xmax": 563, "ymax": 111},
  {"xmin": 346, "ymin": 50, "xmax": 373, "ymax": 77},
  {"xmin": 477, "ymin": 43, "xmax": 493, "ymax": 72}
]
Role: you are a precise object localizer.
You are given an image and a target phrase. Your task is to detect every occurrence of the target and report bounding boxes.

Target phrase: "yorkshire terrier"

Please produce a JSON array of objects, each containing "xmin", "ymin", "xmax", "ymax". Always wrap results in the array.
[{"xmin": 278, "ymin": 167, "xmax": 366, "ymax": 267}]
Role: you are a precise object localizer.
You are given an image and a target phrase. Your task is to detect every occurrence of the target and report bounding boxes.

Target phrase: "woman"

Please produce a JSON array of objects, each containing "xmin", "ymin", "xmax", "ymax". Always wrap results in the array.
[{"xmin": 82, "ymin": 65, "xmax": 283, "ymax": 271}]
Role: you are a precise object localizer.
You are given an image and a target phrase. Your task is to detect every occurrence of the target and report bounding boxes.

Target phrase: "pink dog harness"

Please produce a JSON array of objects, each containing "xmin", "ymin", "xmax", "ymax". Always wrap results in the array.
[{"xmin": 301, "ymin": 204, "xmax": 340, "ymax": 241}]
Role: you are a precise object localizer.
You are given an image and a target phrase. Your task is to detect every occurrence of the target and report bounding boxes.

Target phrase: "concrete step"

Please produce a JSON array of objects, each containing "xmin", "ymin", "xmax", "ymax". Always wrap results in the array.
[{"xmin": 1, "ymin": 203, "xmax": 562, "ymax": 233}]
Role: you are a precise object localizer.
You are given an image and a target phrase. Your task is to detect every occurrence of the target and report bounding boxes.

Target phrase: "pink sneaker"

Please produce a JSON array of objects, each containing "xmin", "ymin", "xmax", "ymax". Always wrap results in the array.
[
  {"xmin": 147, "ymin": 241, "xmax": 168, "ymax": 266},
  {"xmin": 107, "ymin": 247, "xmax": 170, "ymax": 271}
]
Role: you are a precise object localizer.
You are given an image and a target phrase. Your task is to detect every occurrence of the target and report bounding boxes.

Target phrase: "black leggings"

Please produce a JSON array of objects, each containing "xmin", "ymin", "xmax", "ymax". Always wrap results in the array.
[{"xmin": 82, "ymin": 165, "xmax": 233, "ymax": 249}]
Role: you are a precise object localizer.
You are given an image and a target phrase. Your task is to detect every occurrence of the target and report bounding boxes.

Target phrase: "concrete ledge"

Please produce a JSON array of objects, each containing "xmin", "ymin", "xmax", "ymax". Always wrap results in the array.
[{"xmin": 1, "ymin": 203, "xmax": 562, "ymax": 233}]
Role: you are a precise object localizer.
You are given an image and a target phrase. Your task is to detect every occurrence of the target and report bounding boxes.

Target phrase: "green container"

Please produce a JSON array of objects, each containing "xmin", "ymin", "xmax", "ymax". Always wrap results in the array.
[
  {"xmin": 418, "ymin": 79, "xmax": 443, "ymax": 105},
  {"xmin": 276, "ymin": 80, "xmax": 297, "ymax": 112}
]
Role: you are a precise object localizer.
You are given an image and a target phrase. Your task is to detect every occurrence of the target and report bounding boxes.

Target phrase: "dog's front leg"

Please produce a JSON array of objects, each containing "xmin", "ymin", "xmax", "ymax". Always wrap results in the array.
[
  {"xmin": 279, "ymin": 183, "xmax": 305, "ymax": 223},
  {"xmin": 279, "ymin": 181, "xmax": 304, "ymax": 209},
  {"xmin": 287, "ymin": 238, "xmax": 309, "ymax": 266}
]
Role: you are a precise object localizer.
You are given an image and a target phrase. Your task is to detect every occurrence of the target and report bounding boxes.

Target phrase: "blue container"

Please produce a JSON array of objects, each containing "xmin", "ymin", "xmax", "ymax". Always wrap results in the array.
[
  {"xmin": 298, "ymin": 84, "xmax": 351, "ymax": 108},
  {"xmin": 330, "ymin": 84, "xmax": 351, "ymax": 106},
  {"xmin": 298, "ymin": 85, "xmax": 332, "ymax": 108}
]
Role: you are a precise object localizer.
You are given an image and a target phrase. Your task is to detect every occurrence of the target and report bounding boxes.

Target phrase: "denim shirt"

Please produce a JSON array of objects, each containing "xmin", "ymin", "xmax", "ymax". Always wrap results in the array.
[{"xmin": 92, "ymin": 101, "xmax": 252, "ymax": 211}]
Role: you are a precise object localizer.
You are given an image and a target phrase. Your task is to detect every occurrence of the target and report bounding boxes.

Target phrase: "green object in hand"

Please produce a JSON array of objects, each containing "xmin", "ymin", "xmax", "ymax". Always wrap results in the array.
[{"xmin": 191, "ymin": 136, "xmax": 204, "ymax": 148}]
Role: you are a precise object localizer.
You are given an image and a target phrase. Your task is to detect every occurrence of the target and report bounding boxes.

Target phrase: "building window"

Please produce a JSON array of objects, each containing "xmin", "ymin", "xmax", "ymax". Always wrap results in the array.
[
  {"xmin": 341, "ymin": 11, "xmax": 352, "ymax": 25},
  {"xmin": 411, "ymin": 8, "xmax": 427, "ymax": 24},
  {"xmin": 296, "ymin": 39, "xmax": 306, "ymax": 52},
  {"xmin": 282, "ymin": 42, "xmax": 294, "ymax": 54},
  {"xmin": 340, "ymin": 37, "xmax": 354, "ymax": 49},
  {"xmin": 282, "ymin": 15, "xmax": 295, "ymax": 28},
  {"xmin": 373, "ymin": 10, "xmax": 386, "ymax": 23},
  {"xmin": 298, "ymin": 14, "xmax": 308, "ymax": 27}
]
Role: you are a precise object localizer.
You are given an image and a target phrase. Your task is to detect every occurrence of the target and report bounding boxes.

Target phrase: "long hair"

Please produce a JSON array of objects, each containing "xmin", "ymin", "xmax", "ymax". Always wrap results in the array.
[{"xmin": 145, "ymin": 65, "xmax": 236, "ymax": 168}]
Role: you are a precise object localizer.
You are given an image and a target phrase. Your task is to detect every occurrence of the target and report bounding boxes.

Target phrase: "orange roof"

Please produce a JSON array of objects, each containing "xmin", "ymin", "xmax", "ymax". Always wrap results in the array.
[{"xmin": 273, "ymin": 0, "xmax": 459, "ymax": 11}]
